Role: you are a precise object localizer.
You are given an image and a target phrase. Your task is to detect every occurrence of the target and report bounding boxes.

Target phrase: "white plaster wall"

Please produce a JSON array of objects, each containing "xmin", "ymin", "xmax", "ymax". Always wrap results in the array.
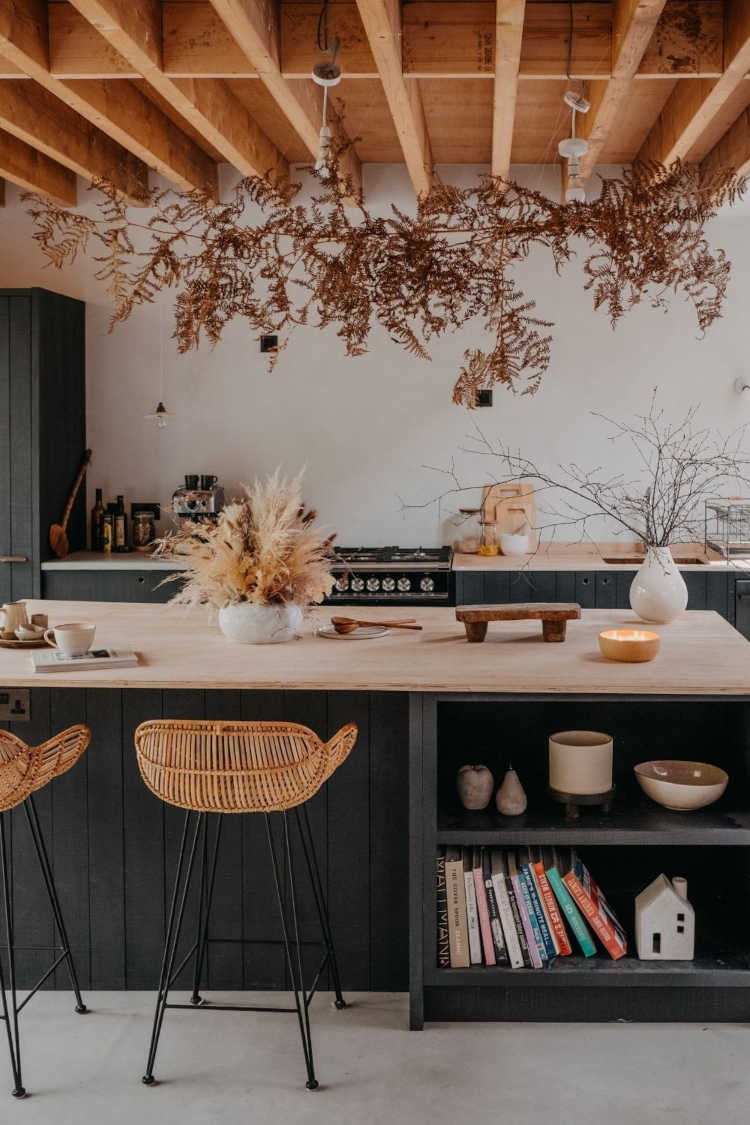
[{"xmin": 1, "ymin": 164, "xmax": 749, "ymax": 546}]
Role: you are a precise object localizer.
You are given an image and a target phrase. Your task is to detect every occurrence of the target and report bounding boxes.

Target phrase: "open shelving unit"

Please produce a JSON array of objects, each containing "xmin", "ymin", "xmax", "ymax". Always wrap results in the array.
[{"xmin": 408, "ymin": 693, "xmax": 750, "ymax": 1028}]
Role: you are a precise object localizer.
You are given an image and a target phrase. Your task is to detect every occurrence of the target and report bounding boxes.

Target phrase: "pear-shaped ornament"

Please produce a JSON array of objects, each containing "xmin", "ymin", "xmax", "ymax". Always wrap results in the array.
[{"xmin": 495, "ymin": 766, "xmax": 527, "ymax": 816}]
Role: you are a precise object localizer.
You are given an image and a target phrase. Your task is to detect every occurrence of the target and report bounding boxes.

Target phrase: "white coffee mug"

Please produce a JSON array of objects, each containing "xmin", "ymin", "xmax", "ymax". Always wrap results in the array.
[
  {"xmin": 1, "ymin": 601, "xmax": 28, "ymax": 635},
  {"xmin": 44, "ymin": 622, "xmax": 96, "ymax": 657}
]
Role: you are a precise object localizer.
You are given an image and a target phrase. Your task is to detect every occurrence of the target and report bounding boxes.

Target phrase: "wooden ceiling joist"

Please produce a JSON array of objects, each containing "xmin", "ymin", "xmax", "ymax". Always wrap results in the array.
[
  {"xmin": 207, "ymin": 0, "xmax": 362, "ymax": 201},
  {"xmin": 43, "ymin": 1, "xmax": 728, "ymax": 82},
  {"xmin": 0, "ymin": 0, "xmax": 218, "ymax": 196},
  {"xmin": 355, "ymin": 0, "xmax": 433, "ymax": 197},
  {"xmin": 702, "ymin": 104, "xmax": 750, "ymax": 180},
  {"xmin": 639, "ymin": 0, "xmax": 750, "ymax": 167},
  {"xmin": 0, "ymin": 77, "xmax": 148, "ymax": 201},
  {"xmin": 0, "ymin": 126, "xmax": 76, "ymax": 204},
  {"xmin": 579, "ymin": 0, "xmax": 668, "ymax": 181},
  {"xmin": 492, "ymin": 0, "xmax": 525, "ymax": 180},
  {"xmin": 65, "ymin": 0, "xmax": 289, "ymax": 188}
]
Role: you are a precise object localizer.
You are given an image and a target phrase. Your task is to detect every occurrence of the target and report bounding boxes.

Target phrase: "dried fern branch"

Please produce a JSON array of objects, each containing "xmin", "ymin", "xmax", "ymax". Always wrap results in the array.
[{"xmin": 24, "ymin": 159, "xmax": 745, "ymax": 407}]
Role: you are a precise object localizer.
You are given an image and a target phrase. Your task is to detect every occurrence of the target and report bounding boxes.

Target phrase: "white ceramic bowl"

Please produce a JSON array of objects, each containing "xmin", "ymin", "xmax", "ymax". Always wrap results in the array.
[
  {"xmin": 634, "ymin": 760, "xmax": 728, "ymax": 811},
  {"xmin": 499, "ymin": 532, "xmax": 529, "ymax": 557}
]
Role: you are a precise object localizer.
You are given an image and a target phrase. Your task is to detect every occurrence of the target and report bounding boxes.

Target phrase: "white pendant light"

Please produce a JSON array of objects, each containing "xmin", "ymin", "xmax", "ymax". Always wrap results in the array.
[
  {"xmin": 311, "ymin": 0, "xmax": 341, "ymax": 178},
  {"xmin": 558, "ymin": 89, "xmax": 591, "ymax": 204}
]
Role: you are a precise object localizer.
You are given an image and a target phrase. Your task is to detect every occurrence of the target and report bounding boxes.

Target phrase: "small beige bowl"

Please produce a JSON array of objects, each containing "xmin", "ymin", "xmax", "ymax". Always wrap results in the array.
[
  {"xmin": 599, "ymin": 629, "xmax": 660, "ymax": 663},
  {"xmin": 634, "ymin": 760, "xmax": 728, "ymax": 811}
]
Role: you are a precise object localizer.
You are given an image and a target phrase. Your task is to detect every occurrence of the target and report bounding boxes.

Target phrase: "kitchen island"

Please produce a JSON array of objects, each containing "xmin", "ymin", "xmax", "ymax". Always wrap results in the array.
[{"xmin": 2, "ymin": 601, "xmax": 750, "ymax": 1026}]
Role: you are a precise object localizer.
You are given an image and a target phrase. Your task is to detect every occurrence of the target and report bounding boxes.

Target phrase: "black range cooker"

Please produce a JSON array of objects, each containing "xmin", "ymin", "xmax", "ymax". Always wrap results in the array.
[{"xmin": 327, "ymin": 546, "xmax": 453, "ymax": 606}]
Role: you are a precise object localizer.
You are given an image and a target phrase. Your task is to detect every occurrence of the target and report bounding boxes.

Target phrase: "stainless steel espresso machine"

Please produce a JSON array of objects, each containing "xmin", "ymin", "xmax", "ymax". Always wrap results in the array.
[{"xmin": 172, "ymin": 474, "xmax": 225, "ymax": 520}]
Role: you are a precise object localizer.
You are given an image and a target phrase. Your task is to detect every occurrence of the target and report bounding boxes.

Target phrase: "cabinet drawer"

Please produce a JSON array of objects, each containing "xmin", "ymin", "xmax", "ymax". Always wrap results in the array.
[{"xmin": 42, "ymin": 569, "xmax": 179, "ymax": 603}]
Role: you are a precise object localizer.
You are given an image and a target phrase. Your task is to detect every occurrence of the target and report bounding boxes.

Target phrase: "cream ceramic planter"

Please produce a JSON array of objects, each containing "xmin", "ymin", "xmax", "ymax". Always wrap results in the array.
[
  {"xmin": 218, "ymin": 601, "xmax": 304, "ymax": 644},
  {"xmin": 629, "ymin": 546, "xmax": 688, "ymax": 624}
]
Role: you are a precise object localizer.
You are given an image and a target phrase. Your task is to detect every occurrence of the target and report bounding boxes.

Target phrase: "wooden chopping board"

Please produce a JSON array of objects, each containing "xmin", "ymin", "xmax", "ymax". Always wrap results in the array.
[{"xmin": 482, "ymin": 482, "xmax": 537, "ymax": 547}]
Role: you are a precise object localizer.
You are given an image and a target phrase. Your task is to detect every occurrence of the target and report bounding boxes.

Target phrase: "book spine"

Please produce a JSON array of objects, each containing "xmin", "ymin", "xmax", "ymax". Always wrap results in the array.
[
  {"xmin": 516, "ymin": 869, "xmax": 547, "ymax": 964},
  {"xmin": 445, "ymin": 859, "xmax": 470, "ymax": 968},
  {"xmin": 464, "ymin": 869, "xmax": 482, "ymax": 965},
  {"xmin": 436, "ymin": 855, "xmax": 450, "ymax": 968},
  {"xmin": 521, "ymin": 865, "xmax": 556, "ymax": 960},
  {"xmin": 546, "ymin": 867, "xmax": 596, "ymax": 958},
  {"xmin": 492, "ymin": 873, "xmax": 524, "ymax": 968},
  {"xmin": 473, "ymin": 867, "xmax": 496, "ymax": 966},
  {"xmin": 505, "ymin": 875, "xmax": 532, "ymax": 967},
  {"xmin": 484, "ymin": 872, "xmax": 509, "ymax": 965},
  {"xmin": 534, "ymin": 862, "xmax": 572, "ymax": 956},
  {"xmin": 562, "ymin": 872, "xmax": 626, "ymax": 960}
]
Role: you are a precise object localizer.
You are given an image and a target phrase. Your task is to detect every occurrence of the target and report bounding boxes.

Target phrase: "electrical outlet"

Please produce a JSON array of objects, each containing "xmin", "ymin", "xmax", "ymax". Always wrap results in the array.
[
  {"xmin": 0, "ymin": 689, "xmax": 30, "ymax": 722},
  {"xmin": 476, "ymin": 389, "xmax": 493, "ymax": 407},
  {"xmin": 260, "ymin": 335, "xmax": 279, "ymax": 353}
]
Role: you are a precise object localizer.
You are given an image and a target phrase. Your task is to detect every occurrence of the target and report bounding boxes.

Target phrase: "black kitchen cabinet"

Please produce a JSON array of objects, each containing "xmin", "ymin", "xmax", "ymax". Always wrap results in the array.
[
  {"xmin": 0, "ymin": 289, "xmax": 85, "ymax": 602},
  {"xmin": 42, "ymin": 568, "xmax": 176, "ymax": 603}
]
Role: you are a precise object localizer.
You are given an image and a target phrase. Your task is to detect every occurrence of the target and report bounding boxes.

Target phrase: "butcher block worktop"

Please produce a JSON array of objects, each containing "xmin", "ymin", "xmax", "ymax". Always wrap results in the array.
[{"xmin": 2, "ymin": 600, "xmax": 749, "ymax": 693}]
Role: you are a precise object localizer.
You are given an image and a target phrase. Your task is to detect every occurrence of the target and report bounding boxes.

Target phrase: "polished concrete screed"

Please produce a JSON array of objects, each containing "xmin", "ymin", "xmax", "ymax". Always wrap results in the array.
[{"xmin": 4, "ymin": 992, "xmax": 749, "ymax": 1125}]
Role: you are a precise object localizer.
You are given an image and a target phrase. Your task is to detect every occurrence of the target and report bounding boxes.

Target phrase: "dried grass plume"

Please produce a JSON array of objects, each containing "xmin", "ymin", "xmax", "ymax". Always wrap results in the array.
[{"xmin": 157, "ymin": 471, "xmax": 336, "ymax": 609}]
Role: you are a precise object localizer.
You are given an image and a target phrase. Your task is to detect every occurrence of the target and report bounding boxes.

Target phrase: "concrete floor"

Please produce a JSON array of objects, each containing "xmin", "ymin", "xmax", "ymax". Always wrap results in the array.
[{"xmin": 2, "ymin": 992, "xmax": 748, "ymax": 1124}]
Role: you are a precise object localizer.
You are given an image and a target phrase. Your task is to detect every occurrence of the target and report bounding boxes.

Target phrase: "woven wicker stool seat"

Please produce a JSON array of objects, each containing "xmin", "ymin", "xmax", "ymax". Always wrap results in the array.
[
  {"xmin": 133, "ymin": 718, "xmax": 358, "ymax": 1092},
  {"xmin": 135, "ymin": 719, "xmax": 357, "ymax": 813},
  {"xmin": 0, "ymin": 724, "xmax": 90, "ymax": 1098}
]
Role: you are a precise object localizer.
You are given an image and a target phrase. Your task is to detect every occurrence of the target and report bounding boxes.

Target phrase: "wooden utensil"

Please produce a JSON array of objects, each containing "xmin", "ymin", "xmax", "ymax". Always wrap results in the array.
[
  {"xmin": 455, "ymin": 602, "xmax": 581, "ymax": 643},
  {"xmin": 49, "ymin": 449, "xmax": 92, "ymax": 558},
  {"xmin": 331, "ymin": 616, "xmax": 422, "ymax": 634}
]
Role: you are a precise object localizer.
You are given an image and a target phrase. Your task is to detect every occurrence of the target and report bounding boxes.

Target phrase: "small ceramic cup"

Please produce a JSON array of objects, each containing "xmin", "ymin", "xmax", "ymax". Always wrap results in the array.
[
  {"xmin": 1, "ymin": 601, "xmax": 28, "ymax": 635},
  {"xmin": 44, "ymin": 622, "xmax": 96, "ymax": 657}
]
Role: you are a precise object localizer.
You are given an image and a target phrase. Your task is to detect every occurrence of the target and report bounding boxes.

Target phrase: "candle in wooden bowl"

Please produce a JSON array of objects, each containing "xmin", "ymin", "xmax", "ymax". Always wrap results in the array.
[{"xmin": 598, "ymin": 628, "xmax": 660, "ymax": 663}]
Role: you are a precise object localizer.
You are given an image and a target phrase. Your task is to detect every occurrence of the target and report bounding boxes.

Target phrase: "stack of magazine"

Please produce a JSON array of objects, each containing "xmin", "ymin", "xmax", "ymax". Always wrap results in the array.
[
  {"xmin": 31, "ymin": 648, "xmax": 138, "ymax": 673},
  {"xmin": 436, "ymin": 845, "xmax": 627, "ymax": 969}
]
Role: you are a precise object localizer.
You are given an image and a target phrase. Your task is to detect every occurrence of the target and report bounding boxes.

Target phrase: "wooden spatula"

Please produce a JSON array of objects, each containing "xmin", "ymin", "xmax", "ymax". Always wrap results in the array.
[{"xmin": 49, "ymin": 449, "xmax": 92, "ymax": 558}]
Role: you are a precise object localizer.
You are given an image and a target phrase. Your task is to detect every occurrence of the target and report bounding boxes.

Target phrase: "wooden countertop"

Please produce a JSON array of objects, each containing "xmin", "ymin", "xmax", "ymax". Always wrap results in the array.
[
  {"xmin": 40, "ymin": 551, "xmax": 186, "ymax": 571},
  {"xmin": 453, "ymin": 543, "xmax": 748, "ymax": 572},
  {"xmin": 1, "ymin": 601, "xmax": 749, "ymax": 694}
]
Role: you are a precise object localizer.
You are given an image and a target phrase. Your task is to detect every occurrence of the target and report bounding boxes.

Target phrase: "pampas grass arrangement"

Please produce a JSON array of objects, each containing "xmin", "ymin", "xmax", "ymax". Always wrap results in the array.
[{"xmin": 157, "ymin": 471, "xmax": 336, "ymax": 609}]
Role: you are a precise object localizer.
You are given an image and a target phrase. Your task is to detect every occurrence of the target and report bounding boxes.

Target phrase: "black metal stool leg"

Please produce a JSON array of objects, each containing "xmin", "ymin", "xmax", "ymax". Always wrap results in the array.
[
  {"xmin": 265, "ymin": 812, "xmax": 318, "ymax": 1091},
  {"xmin": 294, "ymin": 804, "xmax": 346, "ymax": 1009},
  {"xmin": 190, "ymin": 815, "xmax": 222, "ymax": 1006},
  {"xmin": 0, "ymin": 815, "xmax": 24, "ymax": 1098},
  {"xmin": 23, "ymin": 797, "xmax": 87, "ymax": 1015},
  {"xmin": 142, "ymin": 811, "xmax": 203, "ymax": 1086}
]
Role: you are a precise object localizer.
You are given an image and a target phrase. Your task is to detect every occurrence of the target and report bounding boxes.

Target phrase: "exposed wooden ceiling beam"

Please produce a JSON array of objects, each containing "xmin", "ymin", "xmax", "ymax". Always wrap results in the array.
[
  {"xmin": 0, "ymin": 125, "xmax": 76, "ymax": 203},
  {"xmin": 355, "ymin": 0, "xmax": 433, "ymax": 197},
  {"xmin": 579, "ymin": 0, "xmax": 668, "ymax": 181},
  {"xmin": 0, "ymin": 78, "xmax": 148, "ymax": 201},
  {"xmin": 207, "ymin": 0, "xmax": 361, "ymax": 201},
  {"xmin": 65, "ymin": 0, "xmax": 289, "ymax": 188},
  {"xmin": 639, "ymin": 0, "xmax": 750, "ymax": 166},
  {"xmin": 0, "ymin": 0, "xmax": 218, "ymax": 197},
  {"xmin": 702, "ymin": 104, "xmax": 750, "ymax": 179},
  {"xmin": 492, "ymin": 0, "xmax": 525, "ymax": 180},
  {"xmin": 44, "ymin": 1, "xmax": 728, "ymax": 82}
]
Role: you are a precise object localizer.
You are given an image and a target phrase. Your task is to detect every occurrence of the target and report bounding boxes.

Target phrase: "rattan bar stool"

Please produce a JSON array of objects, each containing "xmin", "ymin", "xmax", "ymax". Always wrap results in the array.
[
  {"xmin": 134, "ymin": 718, "xmax": 358, "ymax": 1091},
  {"xmin": 0, "ymin": 724, "xmax": 90, "ymax": 1098}
]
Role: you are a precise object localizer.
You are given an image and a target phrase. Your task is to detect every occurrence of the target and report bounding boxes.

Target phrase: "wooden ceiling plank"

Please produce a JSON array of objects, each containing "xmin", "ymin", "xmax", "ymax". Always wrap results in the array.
[
  {"xmin": 0, "ymin": 76, "xmax": 148, "ymax": 201},
  {"xmin": 355, "ymin": 0, "xmax": 433, "ymax": 196},
  {"xmin": 206, "ymin": 0, "xmax": 362, "ymax": 200},
  {"xmin": 639, "ymin": 1, "xmax": 750, "ymax": 166},
  {"xmin": 0, "ymin": 0, "xmax": 217, "ymax": 196},
  {"xmin": 66, "ymin": 0, "xmax": 289, "ymax": 187},
  {"xmin": 579, "ymin": 0, "xmax": 669, "ymax": 180},
  {"xmin": 492, "ymin": 0, "xmax": 525, "ymax": 179},
  {"xmin": 0, "ymin": 125, "xmax": 77, "ymax": 203}
]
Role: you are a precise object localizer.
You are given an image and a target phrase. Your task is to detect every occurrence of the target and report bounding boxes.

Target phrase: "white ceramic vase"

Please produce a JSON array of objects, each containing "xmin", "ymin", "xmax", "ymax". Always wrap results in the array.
[
  {"xmin": 629, "ymin": 547, "xmax": 688, "ymax": 624},
  {"xmin": 218, "ymin": 601, "xmax": 303, "ymax": 644}
]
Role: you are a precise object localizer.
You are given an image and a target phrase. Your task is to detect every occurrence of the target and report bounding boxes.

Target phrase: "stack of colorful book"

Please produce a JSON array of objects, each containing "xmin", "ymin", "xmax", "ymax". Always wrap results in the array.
[{"xmin": 436, "ymin": 846, "xmax": 627, "ymax": 969}]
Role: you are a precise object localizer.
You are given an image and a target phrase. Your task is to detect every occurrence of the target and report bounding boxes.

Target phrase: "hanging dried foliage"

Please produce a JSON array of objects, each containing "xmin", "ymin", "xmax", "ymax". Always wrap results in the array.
[{"xmin": 25, "ymin": 159, "xmax": 744, "ymax": 407}]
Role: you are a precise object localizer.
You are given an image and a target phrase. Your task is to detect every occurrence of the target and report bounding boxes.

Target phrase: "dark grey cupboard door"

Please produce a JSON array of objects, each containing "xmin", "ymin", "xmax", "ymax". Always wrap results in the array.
[{"xmin": 0, "ymin": 295, "xmax": 34, "ymax": 600}]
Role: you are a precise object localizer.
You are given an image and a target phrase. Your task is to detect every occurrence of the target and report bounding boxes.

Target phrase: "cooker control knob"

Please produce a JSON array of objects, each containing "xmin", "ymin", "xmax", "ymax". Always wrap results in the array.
[
  {"xmin": 335, "ymin": 576, "xmax": 349, "ymax": 592},
  {"xmin": 397, "ymin": 577, "xmax": 411, "ymax": 592},
  {"xmin": 350, "ymin": 576, "xmax": 365, "ymax": 592},
  {"xmin": 366, "ymin": 577, "xmax": 380, "ymax": 592},
  {"xmin": 420, "ymin": 576, "xmax": 435, "ymax": 593},
  {"xmin": 381, "ymin": 577, "xmax": 396, "ymax": 592}
]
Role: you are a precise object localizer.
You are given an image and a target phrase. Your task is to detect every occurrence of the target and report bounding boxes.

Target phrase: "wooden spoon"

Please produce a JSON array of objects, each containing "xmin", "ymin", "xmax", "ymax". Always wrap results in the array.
[
  {"xmin": 49, "ymin": 449, "xmax": 92, "ymax": 558},
  {"xmin": 331, "ymin": 616, "xmax": 422, "ymax": 634}
]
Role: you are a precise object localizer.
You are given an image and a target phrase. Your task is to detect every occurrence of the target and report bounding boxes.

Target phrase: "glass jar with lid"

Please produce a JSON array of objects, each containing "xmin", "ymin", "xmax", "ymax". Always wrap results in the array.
[
  {"xmin": 453, "ymin": 508, "xmax": 482, "ymax": 554},
  {"xmin": 479, "ymin": 518, "xmax": 499, "ymax": 556}
]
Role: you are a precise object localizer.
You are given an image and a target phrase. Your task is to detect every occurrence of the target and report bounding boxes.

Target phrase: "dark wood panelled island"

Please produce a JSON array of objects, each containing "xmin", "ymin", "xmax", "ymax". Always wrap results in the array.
[{"xmin": 2, "ymin": 601, "xmax": 750, "ymax": 1027}]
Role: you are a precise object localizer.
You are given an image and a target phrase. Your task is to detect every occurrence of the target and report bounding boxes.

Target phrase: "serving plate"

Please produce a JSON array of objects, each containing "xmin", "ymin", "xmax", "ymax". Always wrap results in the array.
[
  {"xmin": 316, "ymin": 626, "xmax": 389, "ymax": 640},
  {"xmin": 0, "ymin": 636, "xmax": 49, "ymax": 649}
]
